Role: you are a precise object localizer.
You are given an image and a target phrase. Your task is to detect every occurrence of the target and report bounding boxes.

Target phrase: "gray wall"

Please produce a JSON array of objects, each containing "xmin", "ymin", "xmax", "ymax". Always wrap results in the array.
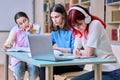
[{"xmin": 0, "ymin": 0, "xmax": 34, "ymax": 31}]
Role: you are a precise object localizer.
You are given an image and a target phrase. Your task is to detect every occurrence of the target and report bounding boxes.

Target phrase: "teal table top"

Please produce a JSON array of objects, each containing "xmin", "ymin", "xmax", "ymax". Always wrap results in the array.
[{"xmin": 1, "ymin": 50, "xmax": 116, "ymax": 67}]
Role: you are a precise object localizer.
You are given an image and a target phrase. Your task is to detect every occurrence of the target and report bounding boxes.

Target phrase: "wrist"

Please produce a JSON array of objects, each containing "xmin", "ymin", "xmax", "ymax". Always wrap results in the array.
[
  {"xmin": 76, "ymin": 48, "xmax": 80, "ymax": 51},
  {"xmin": 29, "ymin": 27, "xmax": 36, "ymax": 34}
]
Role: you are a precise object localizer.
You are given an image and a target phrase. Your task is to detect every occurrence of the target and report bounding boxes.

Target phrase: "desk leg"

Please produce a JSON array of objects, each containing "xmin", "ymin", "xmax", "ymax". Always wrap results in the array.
[
  {"xmin": 4, "ymin": 54, "xmax": 9, "ymax": 80},
  {"xmin": 94, "ymin": 64, "xmax": 102, "ymax": 80},
  {"xmin": 45, "ymin": 66, "xmax": 53, "ymax": 80}
]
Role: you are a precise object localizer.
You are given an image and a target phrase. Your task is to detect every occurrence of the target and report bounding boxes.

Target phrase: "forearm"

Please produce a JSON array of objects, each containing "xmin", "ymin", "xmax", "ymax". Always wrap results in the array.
[
  {"xmin": 54, "ymin": 47, "xmax": 71, "ymax": 53},
  {"xmin": 3, "ymin": 31, "xmax": 15, "ymax": 50},
  {"xmin": 4, "ymin": 31, "xmax": 15, "ymax": 46},
  {"xmin": 73, "ymin": 46, "xmax": 95, "ymax": 57}
]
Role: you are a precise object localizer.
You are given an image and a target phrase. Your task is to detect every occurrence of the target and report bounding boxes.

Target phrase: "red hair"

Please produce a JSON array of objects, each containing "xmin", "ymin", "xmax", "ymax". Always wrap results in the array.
[{"xmin": 68, "ymin": 5, "xmax": 106, "ymax": 39}]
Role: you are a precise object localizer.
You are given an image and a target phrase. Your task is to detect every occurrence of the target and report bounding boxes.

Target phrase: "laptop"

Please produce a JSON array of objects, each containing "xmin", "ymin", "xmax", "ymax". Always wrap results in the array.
[{"xmin": 28, "ymin": 34, "xmax": 77, "ymax": 61}]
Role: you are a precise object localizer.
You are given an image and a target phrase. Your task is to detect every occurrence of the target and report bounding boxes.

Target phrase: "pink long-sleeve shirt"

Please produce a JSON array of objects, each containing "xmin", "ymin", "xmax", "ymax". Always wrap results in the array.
[{"xmin": 4, "ymin": 24, "xmax": 40, "ymax": 67}]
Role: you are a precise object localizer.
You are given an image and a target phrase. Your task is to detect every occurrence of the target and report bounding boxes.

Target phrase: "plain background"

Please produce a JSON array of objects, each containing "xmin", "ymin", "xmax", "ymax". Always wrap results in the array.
[{"xmin": 0, "ymin": 0, "xmax": 34, "ymax": 31}]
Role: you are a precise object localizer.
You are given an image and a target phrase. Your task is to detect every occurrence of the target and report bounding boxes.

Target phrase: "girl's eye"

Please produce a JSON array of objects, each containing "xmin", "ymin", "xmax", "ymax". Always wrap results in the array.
[
  {"xmin": 76, "ymin": 23, "xmax": 82, "ymax": 26},
  {"xmin": 23, "ymin": 19, "xmax": 27, "ymax": 23},
  {"xmin": 73, "ymin": 23, "xmax": 82, "ymax": 27}
]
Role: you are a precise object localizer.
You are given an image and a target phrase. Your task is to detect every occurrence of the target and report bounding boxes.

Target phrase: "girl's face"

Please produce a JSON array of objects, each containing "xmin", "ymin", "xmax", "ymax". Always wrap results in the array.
[
  {"xmin": 16, "ymin": 16, "xmax": 29, "ymax": 30},
  {"xmin": 51, "ymin": 12, "xmax": 63, "ymax": 26},
  {"xmin": 74, "ymin": 20, "xmax": 87, "ymax": 33}
]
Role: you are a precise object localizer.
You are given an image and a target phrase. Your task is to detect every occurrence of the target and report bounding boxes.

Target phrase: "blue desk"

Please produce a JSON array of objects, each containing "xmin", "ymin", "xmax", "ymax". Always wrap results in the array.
[{"xmin": 2, "ymin": 51, "xmax": 116, "ymax": 80}]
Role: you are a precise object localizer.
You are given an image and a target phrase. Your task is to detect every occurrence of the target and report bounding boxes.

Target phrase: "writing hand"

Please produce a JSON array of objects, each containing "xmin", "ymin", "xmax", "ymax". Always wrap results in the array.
[{"xmin": 73, "ymin": 48, "xmax": 81, "ymax": 57}]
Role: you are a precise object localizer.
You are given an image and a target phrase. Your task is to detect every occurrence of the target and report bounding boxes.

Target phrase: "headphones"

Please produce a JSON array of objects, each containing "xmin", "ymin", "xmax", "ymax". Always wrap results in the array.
[{"xmin": 68, "ymin": 7, "xmax": 91, "ymax": 24}]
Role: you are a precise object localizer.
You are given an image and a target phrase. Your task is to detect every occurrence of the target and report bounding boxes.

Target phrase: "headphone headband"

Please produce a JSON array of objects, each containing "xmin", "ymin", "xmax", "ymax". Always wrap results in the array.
[
  {"xmin": 68, "ymin": 7, "xmax": 89, "ymax": 17},
  {"xmin": 68, "ymin": 6, "xmax": 91, "ymax": 24}
]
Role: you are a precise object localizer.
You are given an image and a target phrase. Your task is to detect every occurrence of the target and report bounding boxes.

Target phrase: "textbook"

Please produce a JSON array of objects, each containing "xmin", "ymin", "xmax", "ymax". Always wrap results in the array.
[{"xmin": 6, "ymin": 47, "xmax": 30, "ymax": 52}]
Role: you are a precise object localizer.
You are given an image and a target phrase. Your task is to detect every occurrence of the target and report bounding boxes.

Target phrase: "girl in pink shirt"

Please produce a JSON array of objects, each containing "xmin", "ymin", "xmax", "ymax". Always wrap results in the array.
[{"xmin": 3, "ymin": 12, "xmax": 40, "ymax": 80}]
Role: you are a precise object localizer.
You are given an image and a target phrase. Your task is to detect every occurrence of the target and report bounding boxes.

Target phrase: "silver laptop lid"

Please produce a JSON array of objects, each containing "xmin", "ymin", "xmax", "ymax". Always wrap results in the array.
[
  {"xmin": 28, "ymin": 34, "xmax": 56, "ymax": 61},
  {"xmin": 28, "ymin": 34, "xmax": 76, "ymax": 61}
]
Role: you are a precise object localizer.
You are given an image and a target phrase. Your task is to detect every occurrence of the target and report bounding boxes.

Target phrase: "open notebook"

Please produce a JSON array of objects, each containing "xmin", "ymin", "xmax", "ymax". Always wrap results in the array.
[{"xmin": 6, "ymin": 47, "xmax": 30, "ymax": 52}]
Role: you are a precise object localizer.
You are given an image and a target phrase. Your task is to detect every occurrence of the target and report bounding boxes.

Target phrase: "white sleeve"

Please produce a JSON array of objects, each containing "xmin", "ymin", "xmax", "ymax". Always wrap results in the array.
[
  {"xmin": 87, "ymin": 20, "xmax": 104, "ymax": 48},
  {"xmin": 74, "ymin": 37, "xmax": 82, "ymax": 48}
]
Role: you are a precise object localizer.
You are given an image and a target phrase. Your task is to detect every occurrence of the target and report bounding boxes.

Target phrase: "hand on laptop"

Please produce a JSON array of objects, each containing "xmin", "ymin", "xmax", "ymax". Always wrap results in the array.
[{"xmin": 54, "ymin": 50, "xmax": 63, "ymax": 56}]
